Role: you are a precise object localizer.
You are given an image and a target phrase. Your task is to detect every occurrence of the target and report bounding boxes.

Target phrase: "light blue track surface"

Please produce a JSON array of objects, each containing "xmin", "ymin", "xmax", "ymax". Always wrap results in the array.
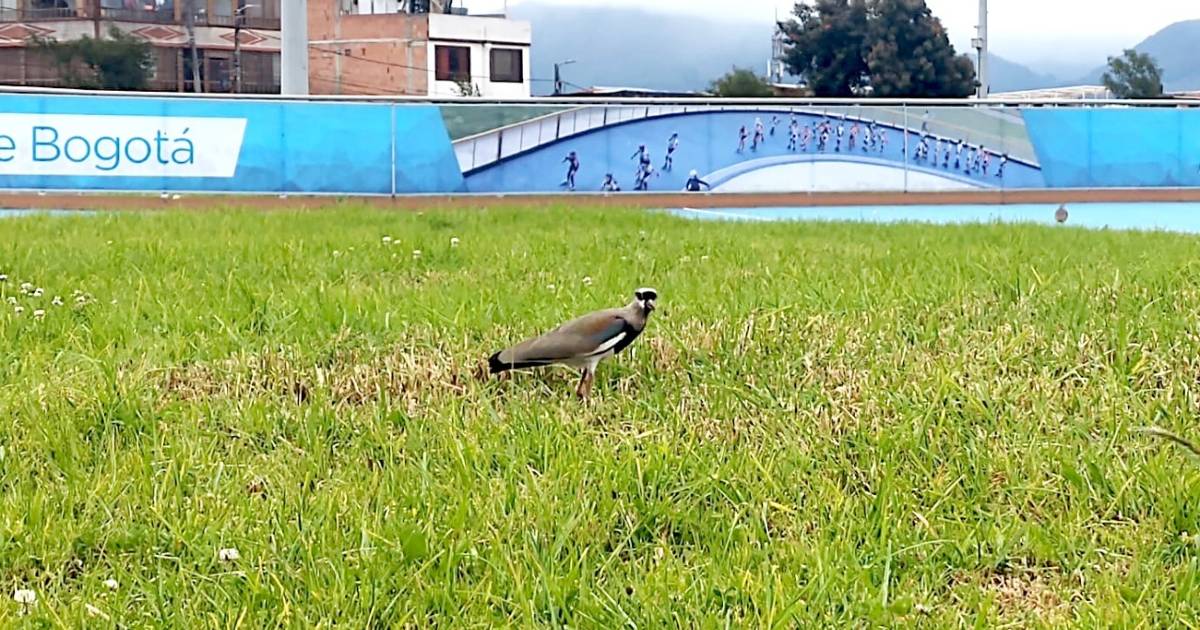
[{"xmin": 668, "ymin": 202, "xmax": 1200, "ymax": 234}]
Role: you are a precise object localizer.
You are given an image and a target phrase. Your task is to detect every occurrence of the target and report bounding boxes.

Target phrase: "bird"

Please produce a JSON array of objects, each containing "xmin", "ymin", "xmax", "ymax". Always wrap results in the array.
[
  {"xmin": 1055, "ymin": 204, "xmax": 1068, "ymax": 224},
  {"xmin": 488, "ymin": 288, "xmax": 658, "ymax": 399}
]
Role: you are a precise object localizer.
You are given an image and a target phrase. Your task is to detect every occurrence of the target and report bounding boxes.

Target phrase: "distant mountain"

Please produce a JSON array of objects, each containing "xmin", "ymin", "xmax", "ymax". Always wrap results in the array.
[
  {"xmin": 988, "ymin": 54, "xmax": 1068, "ymax": 93},
  {"xmin": 511, "ymin": 4, "xmax": 1069, "ymax": 95},
  {"xmin": 1078, "ymin": 20, "xmax": 1200, "ymax": 91},
  {"xmin": 509, "ymin": 3, "xmax": 771, "ymax": 95}
]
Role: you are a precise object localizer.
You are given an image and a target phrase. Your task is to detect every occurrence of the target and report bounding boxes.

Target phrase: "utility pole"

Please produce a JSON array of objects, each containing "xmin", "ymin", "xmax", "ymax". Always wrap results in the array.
[
  {"xmin": 972, "ymin": 0, "xmax": 988, "ymax": 98},
  {"xmin": 184, "ymin": 0, "xmax": 202, "ymax": 92},
  {"xmin": 553, "ymin": 59, "xmax": 575, "ymax": 96},
  {"xmin": 233, "ymin": 3, "xmax": 257, "ymax": 93}
]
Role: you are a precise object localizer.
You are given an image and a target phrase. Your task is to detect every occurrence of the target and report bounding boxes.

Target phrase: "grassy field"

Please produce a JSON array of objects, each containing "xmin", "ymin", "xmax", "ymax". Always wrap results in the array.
[{"xmin": 2, "ymin": 205, "xmax": 1200, "ymax": 627}]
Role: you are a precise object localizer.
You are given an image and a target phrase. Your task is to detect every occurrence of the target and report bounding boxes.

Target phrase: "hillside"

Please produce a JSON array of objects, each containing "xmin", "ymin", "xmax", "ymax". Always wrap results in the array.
[
  {"xmin": 1079, "ymin": 19, "xmax": 1200, "ymax": 91},
  {"xmin": 511, "ymin": 4, "xmax": 1068, "ymax": 95}
]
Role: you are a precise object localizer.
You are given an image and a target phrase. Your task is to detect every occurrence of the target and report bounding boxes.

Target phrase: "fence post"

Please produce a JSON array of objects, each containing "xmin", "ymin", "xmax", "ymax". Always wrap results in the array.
[
  {"xmin": 390, "ymin": 104, "xmax": 397, "ymax": 197},
  {"xmin": 902, "ymin": 103, "xmax": 909, "ymax": 194}
]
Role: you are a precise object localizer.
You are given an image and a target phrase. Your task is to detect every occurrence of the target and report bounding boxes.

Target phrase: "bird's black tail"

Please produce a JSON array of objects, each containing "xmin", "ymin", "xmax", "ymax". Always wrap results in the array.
[{"xmin": 488, "ymin": 351, "xmax": 508, "ymax": 374}]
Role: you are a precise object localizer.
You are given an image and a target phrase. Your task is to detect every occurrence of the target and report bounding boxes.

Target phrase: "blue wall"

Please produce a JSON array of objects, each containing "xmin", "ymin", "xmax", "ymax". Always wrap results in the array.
[
  {"xmin": 1023, "ymin": 109, "xmax": 1200, "ymax": 188},
  {"xmin": 1, "ymin": 94, "xmax": 1198, "ymax": 195},
  {"xmin": 0, "ymin": 94, "xmax": 463, "ymax": 194}
]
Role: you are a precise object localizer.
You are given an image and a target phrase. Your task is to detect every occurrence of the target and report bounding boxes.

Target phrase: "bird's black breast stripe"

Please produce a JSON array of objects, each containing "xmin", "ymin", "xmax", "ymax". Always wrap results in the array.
[{"xmin": 604, "ymin": 321, "xmax": 642, "ymax": 356}]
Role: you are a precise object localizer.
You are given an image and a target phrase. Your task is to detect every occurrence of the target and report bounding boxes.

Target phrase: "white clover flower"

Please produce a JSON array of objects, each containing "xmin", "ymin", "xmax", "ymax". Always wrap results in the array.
[
  {"xmin": 0, "ymin": 273, "xmax": 7, "ymax": 281},
  {"xmin": 52, "ymin": 296, "xmax": 63, "ymax": 306},
  {"xmin": 412, "ymin": 250, "xmax": 422, "ymax": 259},
  {"xmin": 13, "ymin": 306, "xmax": 24, "ymax": 315},
  {"xmin": 32, "ymin": 288, "xmax": 43, "ymax": 297},
  {"xmin": 75, "ymin": 295, "xmax": 87, "ymax": 304},
  {"xmin": 103, "ymin": 578, "xmax": 119, "ymax": 591},
  {"xmin": 33, "ymin": 309, "xmax": 45, "ymax": 319},
  {"xmin": 6, "ymin": 297, "xmax": 14, "ymax": 305},
  {"xmin": 12, "ymin": 588, "xmax": 35, "ymax": 604},
  {"xmin": 382, "ymin": 236, "xmax": 393, "ymax": 244},
  {"xmin": 333, "ymin": 250, "xmax": 342, "ymax": 257},
  {"xmin": 582, "ymin": 276, "xmax": 593, "ymax": 286},
  {"xmin": 218, "ymin": 547, "xmax": 240, "ymax": 562},
  {"xmin": 85, "ymin": 603, "xmax": 109, "ymax": 619},
  {"xmin": 547, "ymin": 284, "xmax": 556, "ymax": 291},
  {"xmin": 450, "ymin": 237, "xmax": 460, "ymax": 247},
  {"xmin": 700, "ymin": 255, "xmax": 710, "ymax": 262}
]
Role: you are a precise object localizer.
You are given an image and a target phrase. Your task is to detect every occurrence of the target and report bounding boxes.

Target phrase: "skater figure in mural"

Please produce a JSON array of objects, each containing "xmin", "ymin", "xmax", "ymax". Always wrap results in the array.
[
  {"xmin": 877, "ymin": 128, "xmax": 887, "ymax": 154},
  {"xmin": 601, "ymin": 172, "xmax": 620, "ymax": 192},
  {"xmin": 935, "ymin": 139, "xmax": 944, "ymax": 165},
  {"xmin": 835, "ymin": 120, "xmax": 845, "ymax": 152},
  {"xmin": 980, "ymin": 147, "xmax": 991, "ymax": 176},
  {"xmin": 631, "ymin": 144, "xmax": 651, "ymax": 180},
  {"xmin": 801, "ymin": 124, "xmax": 812, "ymax": 152},
  {"xmin": 787, "ymin": 122, "xmax": 800, "ymax": 151},
  {"xmin": 955, "ymin": 140, "xmax": 965, "ymax": 170},
  {"xmin": 818, "ymin": 126, "xmax": 829, "ymax": 152},
  {"xmin": 737, "ymin": 126, "xmax": 748, "ymax": 153},
  {"xmin": 770, "ymin": 114, "xmax": 780, "ymax": 136},
  {"xmin": 752, "ymin": 117, "xmax": 765, "ymax": 151},
  {"xmin": 634, "ymin": 162, "xmax": 655, "ymax": 191},
  {"xmin": 996, "ymin": 153, "xmax": 1008, "ymax": 178},
  {"xmin": 684, "ymin": 169, "xmax": 710, "ymax": 192},
  {"xmin": 943, "ymin": 144, "xmax": 952, "ymax": 169},
  {"xmin": 560, "ymin": 151, "xmax": 580, "ymax": 191},
  {"xmin": 663, "ymin": 133, "xmax": 679, "ymax": 171},
  {"xmin": 849, "ymin": 122, "xmax": 859, "ymax": 152}
]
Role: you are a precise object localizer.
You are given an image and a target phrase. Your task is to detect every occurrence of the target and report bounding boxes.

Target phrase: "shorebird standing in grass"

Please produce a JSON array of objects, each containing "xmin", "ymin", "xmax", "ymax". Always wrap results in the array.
[
  {"xmin": 1055, "ymin": 204, "xmax": 1069, "ymax": 224},
  {"xmin": 488, "ymin": 288, "xmax": 658, "ymax": 399}
]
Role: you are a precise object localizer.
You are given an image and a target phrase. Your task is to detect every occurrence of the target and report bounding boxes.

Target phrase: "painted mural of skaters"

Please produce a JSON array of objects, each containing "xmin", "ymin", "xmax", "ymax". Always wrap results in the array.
[
  {"xmin": 787, "ymin": 120, "xmax": 800, "ymax": 151},
  {"xmin": 801, "ymin": 124, "xmax": 813, "ymax": 152},
  {"xmin": 935, "ymin": 139, "xmax": 944, "ymax": 166},
  {"xmin": 663, "ymin": 133, "xmax": 679, "ymax": 171},
  {"xmin": 769, "ymin": 114, "xmax": 780, "ymax": 136},
  {"xmin": 560, "ymin": 151, "xmax": 580, "ymax": 191},
  {"xmin": 752, "ymin": 117, "xmax": 765, "ymax": 151},
  {"xmin": 601, "ymin": 172, "xmax": 621, "ymax": 192},
  {"xmin": 684, "ymin": 169, "xmax": 710, "ymax": 192},
  {"xmin": 835, "ymin": 120, "xmax": 845, "ymax": 152},
  {"xmin": 848, "ymin": 122, "xmax": 860, "ymax": 152},
  {"xmin": 737, "ymin": 125, "xmax": 748, "ymax": 153},
  {"xmin": 943, "ymin": 143, "xmax": 952, "ymax": 169},
  {"xmin": 996, "ymin": 153, "xmax": 1008, "ymax": 178},
  {"xmin": 955, "ymin": 139, "xmax": 965, "ymax": 170},
  {"xmin": 981, "ymin": 147, "xmax": 992, "ymax": 175},
  {"xmin": 876, "ymin": 128, "xmax": 887, "ymax": 154},
  {"xmin": 818, "ymin": 125, "xmax": 830, "ymax": 152},
  {"xmin": 865, "ymin": 121, "xmax": 878, "ymax": 152}
]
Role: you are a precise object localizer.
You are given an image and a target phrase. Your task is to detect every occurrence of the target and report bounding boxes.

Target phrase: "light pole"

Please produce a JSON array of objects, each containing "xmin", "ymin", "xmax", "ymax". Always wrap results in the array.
[
  {"xmin": 972, "ymin": 0, "xmax": 988, "ymax": 98},
  {"xmin": 553, "ymin": 59, "xmax": 575, "ymax": 96},
  {"xmin": 233, "ymin": 3, "xmax": 258, "ymax": 93}
]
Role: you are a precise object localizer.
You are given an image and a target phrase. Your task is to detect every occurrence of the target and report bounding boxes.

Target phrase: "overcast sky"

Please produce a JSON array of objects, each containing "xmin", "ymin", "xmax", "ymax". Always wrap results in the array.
[{"xmin": 498, "ymin": 0, "xmax": 1197, "ymax": 75}]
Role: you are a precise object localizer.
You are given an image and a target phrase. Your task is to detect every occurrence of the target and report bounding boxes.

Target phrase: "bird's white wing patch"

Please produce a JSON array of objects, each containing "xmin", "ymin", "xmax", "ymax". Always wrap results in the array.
[{"xmin": 592, "ymin": 332, "xmax": 626, "ymax": 355}]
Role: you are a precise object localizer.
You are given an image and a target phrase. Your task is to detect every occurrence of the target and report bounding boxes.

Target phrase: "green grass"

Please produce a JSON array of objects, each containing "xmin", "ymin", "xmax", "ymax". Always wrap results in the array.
[{"xmin": 2, "ymin": 205, "xmax": 1200, "ymax": 627}]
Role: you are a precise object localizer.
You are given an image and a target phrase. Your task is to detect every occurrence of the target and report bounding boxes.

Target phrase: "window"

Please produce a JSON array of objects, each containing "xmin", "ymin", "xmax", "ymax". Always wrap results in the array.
[
  {"xmin": 434, "ymin": 45, "xmax": 470, "ymax": 82},
  {"xmin": 489, "ymin": 48, "xmax": 522, "ymax": 83}
]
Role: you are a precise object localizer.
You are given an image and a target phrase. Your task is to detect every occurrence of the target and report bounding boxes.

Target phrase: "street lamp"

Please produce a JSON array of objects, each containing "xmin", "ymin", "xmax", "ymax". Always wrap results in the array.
[
  {"xmin": 553, "ymin": 59, "xmax": 575, "ymax": 96},
  {"xmin": 234, "ymin": 3, "xmax": 258, "ymax": 93}
]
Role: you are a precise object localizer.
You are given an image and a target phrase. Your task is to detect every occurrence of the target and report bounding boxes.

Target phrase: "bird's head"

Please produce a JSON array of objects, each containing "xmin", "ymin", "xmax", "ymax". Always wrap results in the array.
[{"xmin": 634, "ymin": 287, "xmax": 658, "ymax": 314}]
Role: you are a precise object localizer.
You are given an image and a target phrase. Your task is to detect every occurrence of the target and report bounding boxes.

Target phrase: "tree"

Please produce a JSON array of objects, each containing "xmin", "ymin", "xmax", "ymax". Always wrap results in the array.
[
  {"xmin": 1102, "ymin": 49, "xmax": 1163, "ymax": 99},
  {"xmin": 31, "ymin": 26, "xmax": 153, "ymax": 91},
  {"xmin": 779, "ymin": 0, "xmax": 976, "ymax": 98},
  {"xmin": 709, "ymin": 67, "xmax": 773, "ymax": 97}
]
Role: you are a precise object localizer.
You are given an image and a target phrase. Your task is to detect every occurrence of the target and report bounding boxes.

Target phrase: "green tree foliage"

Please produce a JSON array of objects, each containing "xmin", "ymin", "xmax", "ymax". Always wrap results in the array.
[
  {"xmin": 779, "ymin": 0, "xmax": 976, "ymax": 98},
  {"xmin": 31, "ymin": 26, "xmax": 153, "ymax": 91},
  {"xmin": 1102, "ymin": 49, "xmax": 1164, "ymax": 99},
  {"xmin": 708, "ymin": 67, "xmax": 774, "ymax": 97}
]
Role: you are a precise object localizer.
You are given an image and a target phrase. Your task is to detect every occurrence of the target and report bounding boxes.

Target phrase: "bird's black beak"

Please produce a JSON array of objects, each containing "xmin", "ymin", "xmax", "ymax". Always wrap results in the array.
[{"xmin": 645, "ymin": 299, "xmax": 656, "ymax": 313}]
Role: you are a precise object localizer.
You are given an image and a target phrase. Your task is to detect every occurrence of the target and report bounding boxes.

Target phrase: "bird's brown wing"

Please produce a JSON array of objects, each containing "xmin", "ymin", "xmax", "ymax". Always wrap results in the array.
[{"xmin": 497, "ymin": 309, "xmax": 632, "ymax": 366}]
